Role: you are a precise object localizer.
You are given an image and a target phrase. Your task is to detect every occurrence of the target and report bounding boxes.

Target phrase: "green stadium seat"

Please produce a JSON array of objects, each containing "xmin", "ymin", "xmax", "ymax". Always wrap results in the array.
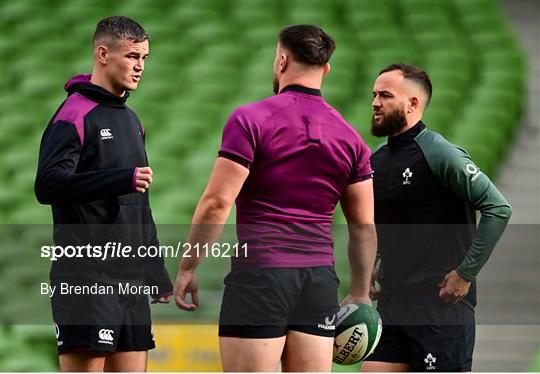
[
  {"xmin": 171, "ymin": 0, "xmax": 227, "ymax": 26},
  {"xmin": 241, "ymin": 24, "xmax": 279, "ymax": 48},
  {"xmin": 459, "ymin": 13, "xmax": 508, "ymax": 34},
  {"xmin": 1, "ymin": 0, "xmax": 37, "ymax": 22},
  {"xmin": 9, "ymin": 201, "xmax": 51, "ymax": 224},
  {"xmin": 480, "ymin": 70, "xmax": 525, "ymax": 99},
  {"xmin": 1, "ymin": 354, "xmax": 57, "ymax": 371},
  {"xmin": 404, "ymin": 12, "xmax": 454, "ymax": 32},
  {"xmin": 482, "ymin": 50, "xmax": 526, "ymax": 75},
  {"xmin": 201, "ymin": 43, "xmax": 246, "ymax": 65},
  {"xmin": 357, "ymin": 28, "xmax": 403, "ymax": 50},
  {"xmin": 452, "ymin": 0, "xmax": 498, "ymax": 14},
  {"xmin": 286, "ymin": 0, "xmax": 337, "ymax": 19},
  {"xmin": 230, "ymin": 1, "xmax": 279, "ymax": 27},
  {"xmin": 471, "ymin": 87, "xmax": 523, "ymax": 124},
  {"xmin": 185, "ymin": 23, "xmax": 237, "ymax": 46},
  {"xmin": 343, "ymin": 0, "xmax": 393, "ymax": 19},
  {"xmin": 470, "ymin": 30, "xmax": 521, "ymax": 52},
  {"xmin": 428, "ymin": 68, "xmax": 469, "ymax": 92},
  {"xmin": 413, "ymin": 30, "xmax": 462, "ymax": 50},
  {"xmin": 330, "ymin": 48, "xmax": 361, "ymax": 71},
  {"xmin": 425, "ymin": 49, "xmax": 471, "ymax": 73},
  {"xmin": 422, "ymin": 107, "xmax": 453, "ymax": 134}
]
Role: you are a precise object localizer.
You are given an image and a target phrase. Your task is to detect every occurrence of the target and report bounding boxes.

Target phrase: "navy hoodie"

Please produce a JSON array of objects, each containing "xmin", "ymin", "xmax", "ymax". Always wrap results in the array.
[{"xmin": 35, "ymin": 74, "xmax": 172, "ymax": 298}]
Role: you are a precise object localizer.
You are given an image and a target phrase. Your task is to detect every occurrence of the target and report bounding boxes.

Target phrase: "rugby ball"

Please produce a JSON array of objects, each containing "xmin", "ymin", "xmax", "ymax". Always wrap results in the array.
[{"xmin": 332, "ymin": 303, "xmax": 382, "ymax": 365}]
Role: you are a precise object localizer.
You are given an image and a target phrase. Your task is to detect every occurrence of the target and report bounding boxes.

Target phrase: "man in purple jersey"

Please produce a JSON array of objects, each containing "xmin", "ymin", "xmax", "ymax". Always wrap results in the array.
[{"xmin": 173, "ymin": 25, "xmax": 376, "ymax": 371}]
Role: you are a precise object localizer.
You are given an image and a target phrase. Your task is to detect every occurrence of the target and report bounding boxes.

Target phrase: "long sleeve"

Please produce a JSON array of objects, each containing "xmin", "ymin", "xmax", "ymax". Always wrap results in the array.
[
  {"xmin": 35, "ymin": 120, "xmax": 135, "ymax": 205},
  {"xmin": 418, "ymin": 131, "xmax": 512, "ymax": 281}
]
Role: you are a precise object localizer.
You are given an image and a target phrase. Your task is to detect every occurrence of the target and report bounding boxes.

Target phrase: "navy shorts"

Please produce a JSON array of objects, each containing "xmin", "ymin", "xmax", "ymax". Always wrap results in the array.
[
  {"xmin": 51, "ymin": 278, "xmax": 155, "ymax": 354},
  {"xmin": 365, "ymin": 292, "xmax": 475, "ymax": 371},
  {"xmin": 219, "ymin": 266, "xmax": 340, "ymax": 338}
]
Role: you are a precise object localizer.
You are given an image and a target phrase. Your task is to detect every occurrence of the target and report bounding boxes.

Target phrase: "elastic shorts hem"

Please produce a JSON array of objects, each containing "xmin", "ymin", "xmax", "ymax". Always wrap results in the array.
[
  {"xmin": 116, "ymin": 343, "xmax": 155, "ymax": 352},
  {"xmin": 218, "ymin": 325, "xmax": 287, "ymax": 339},
  {"xmin": 363, "ymin": 354, "xmax": 409, "ymax": 364},
  {"xmin": 288, "ymin": 325, "xmax": 336, "ymax": 338},
  {"xmin": 58, "ymin": 342, "xmax": 155, "ymax": 355},
  {"xmin": 58, "ymin": 344, "xmax": 116, "ymax": 355}
]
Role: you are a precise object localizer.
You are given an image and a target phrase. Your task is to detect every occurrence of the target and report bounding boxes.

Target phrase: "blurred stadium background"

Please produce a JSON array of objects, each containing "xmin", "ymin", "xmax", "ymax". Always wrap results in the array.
[{"xmin": 1, "ymin": 0, "xmax": 538, "ymax": 371}]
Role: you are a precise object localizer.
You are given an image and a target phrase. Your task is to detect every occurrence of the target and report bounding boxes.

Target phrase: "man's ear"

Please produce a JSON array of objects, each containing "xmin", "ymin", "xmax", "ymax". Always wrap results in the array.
[
  {"xmin": 279, "ymin": 53, "xmax": 288, "ymax": 73},
  {"xmin": 408, "ymin": 96, "xmax": 419, "ymax": 113},
  {"xmin": 95, "ymin": 45, "xmax": 109, "ymax": 65},
  {"xmin": 323, "ymin": 63, "xmax": 331, "ymax": 76}
]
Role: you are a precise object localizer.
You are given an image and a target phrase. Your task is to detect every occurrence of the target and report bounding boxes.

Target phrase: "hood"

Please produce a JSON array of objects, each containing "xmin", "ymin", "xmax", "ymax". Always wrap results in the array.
[{"xmin": 64, "ymin": 74, "xmax": 129, "ymax": 107}]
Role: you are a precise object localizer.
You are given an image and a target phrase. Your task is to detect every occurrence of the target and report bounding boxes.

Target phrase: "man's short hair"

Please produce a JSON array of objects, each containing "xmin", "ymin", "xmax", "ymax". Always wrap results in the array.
[
  {"xmin": 93, "ymin": 16, "xmax": 148, "ymax": 50},
  {"xmin": 278, "ymin": 24, "xmax": 336, "ymax": 67},
  {"xmin": 379, "ymin": 63, "xmax": 432, "ymax": 105}
]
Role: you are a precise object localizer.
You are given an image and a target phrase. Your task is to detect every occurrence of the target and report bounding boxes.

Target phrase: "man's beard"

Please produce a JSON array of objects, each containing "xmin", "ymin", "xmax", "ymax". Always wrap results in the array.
[
  {"xmin": 273, "ymin": 73, "xmax": 279, "ymax": 94},
  {"xmin": 371, "ymin": 108, "xmax": 408, "ymax": 137}
]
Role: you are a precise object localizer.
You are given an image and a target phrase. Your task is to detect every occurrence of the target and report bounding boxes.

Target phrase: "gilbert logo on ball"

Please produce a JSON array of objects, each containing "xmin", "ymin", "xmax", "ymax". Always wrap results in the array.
[{"xmin": 332, "ymin": 303, "xmax": 382, "ymax": 365}]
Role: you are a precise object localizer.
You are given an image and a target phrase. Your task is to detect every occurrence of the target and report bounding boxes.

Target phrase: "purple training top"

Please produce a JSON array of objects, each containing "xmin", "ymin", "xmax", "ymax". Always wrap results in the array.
[{"xmin": 219, "ymin": 85, "xmax": 372, "ymax": 268}]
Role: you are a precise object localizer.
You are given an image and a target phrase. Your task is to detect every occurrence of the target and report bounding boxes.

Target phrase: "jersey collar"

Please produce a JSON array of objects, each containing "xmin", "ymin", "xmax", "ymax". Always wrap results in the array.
[
  {"xmin": 388, "ymin": 121, "xmax": 426, "ymax": 150},
  {"xmin": 280, "ymin": 84, "xmax": 322, "ymax": 97}
]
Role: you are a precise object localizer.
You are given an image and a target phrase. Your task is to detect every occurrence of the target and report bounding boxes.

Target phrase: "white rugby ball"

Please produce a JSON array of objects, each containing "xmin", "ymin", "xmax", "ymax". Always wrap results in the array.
[{"xmin": 332, "ymin": 303, "xmax": 382, "ymax": 365}]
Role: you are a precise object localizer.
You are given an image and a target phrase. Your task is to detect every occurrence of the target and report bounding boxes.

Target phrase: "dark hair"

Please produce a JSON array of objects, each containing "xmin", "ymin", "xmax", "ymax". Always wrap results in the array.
[
  {"xmin": 93, "ymin": 16, "xmax": 148, "ymax": 49},
  {"xmin": 379, "ymin": 63, "xmax": 432, "ymax": 105},
  {"xmin": 278, "ymin": 24, "xmax": 335, "ymax": 66}
]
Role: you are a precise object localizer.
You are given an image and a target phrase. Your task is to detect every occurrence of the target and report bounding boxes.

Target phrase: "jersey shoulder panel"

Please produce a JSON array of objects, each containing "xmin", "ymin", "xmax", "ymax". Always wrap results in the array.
[
  {"xmin": 414, "ymin": 128, "xmax": 470, "ymax": 178},
  {"xmin": 53, "ymin": 92, "xmax": 99, "ymax": 145},
  {"xmin": 371, "ymin": 141, "xmax": 388, "ymax": 155}
]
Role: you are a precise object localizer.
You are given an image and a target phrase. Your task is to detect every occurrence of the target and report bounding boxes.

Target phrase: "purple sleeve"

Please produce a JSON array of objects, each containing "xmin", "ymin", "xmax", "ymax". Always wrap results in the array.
[
  {"xmin": 218, "ymin": 109, "xmax": 258, "ymax": 169},
  {"xmin": 349, "ymin": 140, "xmax": 373, "ymax": 184}
]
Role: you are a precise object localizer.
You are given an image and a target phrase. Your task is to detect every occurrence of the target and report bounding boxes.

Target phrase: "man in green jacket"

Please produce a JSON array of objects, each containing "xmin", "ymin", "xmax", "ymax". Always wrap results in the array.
[{"xmin": 363, "ymin": 63, "xmax": 511, "ymax": 372}]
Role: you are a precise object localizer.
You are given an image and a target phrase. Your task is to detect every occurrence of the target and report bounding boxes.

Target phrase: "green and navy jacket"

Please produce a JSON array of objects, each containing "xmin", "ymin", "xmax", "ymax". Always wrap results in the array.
[{"xmin": 371, "ymin": 121, "xmax": 511, "ymax": 308}]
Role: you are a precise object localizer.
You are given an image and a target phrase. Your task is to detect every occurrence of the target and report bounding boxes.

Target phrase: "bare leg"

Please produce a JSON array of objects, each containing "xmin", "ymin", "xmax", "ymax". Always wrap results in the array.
[
  {"xmin": 281, "ymin": 330, "xmax": 334, "ymax": 372},
  {"xmin": 361, "ymin": 361, "xmax": 410, "ymax": 372},
  {"xmin": 59, "ymin": 352, "xmax": 106, "ymax": 372},
  {"xmin": 103, "ymin": 351, "xmax": 148, "ymax": 372},
  {"xmin": 220, "ymin": 336, "xmax": 286, "ymax": 372}
]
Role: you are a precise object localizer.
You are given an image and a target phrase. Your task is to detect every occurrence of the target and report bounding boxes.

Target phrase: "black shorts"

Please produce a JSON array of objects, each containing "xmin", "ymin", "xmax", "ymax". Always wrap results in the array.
[
  {"xmin": 219, "ymin": 266, "xmax": 340, "ymax": 338},
  {"xmin": 365, "ymin": 292, "xmax": 475, "ymax": 371},
  {"xmin": 51, "ymin": 278, "xmax": 155, "ymax": 354}
]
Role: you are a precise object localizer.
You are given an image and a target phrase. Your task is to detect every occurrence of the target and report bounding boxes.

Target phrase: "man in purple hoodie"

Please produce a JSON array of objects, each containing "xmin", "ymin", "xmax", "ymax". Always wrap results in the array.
[
  {"xmin": 174, "ymin": 25, "xmax": 377, "ymax": 371},
  {"xmin": 35, "ymin": 16, "xmax": 172, "ymax": 371}
]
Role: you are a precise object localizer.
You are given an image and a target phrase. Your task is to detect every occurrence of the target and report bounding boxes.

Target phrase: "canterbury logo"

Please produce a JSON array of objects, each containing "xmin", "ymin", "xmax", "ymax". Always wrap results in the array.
[
  {"xmin": 98, "ymin": 329, "xmax": 114, "ymax": 342},
  {"xmin": 100, "ymin": 128, "xmax": 113, "ymax": 140}
]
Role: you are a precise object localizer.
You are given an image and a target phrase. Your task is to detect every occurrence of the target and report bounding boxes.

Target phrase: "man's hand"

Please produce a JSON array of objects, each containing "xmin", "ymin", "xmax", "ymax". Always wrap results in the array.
[
  {"xmin": 340, "ymin": 294, "xmax": 372, "ymax": 307},
  {"xmin": 135, "ymin": 166, "xmax": 153, "ymax": 193},
  {"xmin": 438, "ymin": 270, "xmax": 471, "ymax": 304},
  {"xmin": 151, "ymin": 293, "xmax": 172, "ymax": 304},
  {"xmin": 174, "ymin": 271, "xmax": 199, "ymax": 311},
  {"xmin": 369, "ymin": 269, "xmax": 381, "ymax": 301}
]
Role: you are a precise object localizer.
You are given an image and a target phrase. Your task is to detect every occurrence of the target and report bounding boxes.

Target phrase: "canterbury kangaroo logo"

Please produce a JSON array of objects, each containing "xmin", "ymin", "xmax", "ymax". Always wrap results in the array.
[
  {"xmin": 100, "ymin": 128, "xmax": 113, "ymax": 140},
  {"xmin": 98, "ymin": 329, "xmax": 114, "ymax": 342}
]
